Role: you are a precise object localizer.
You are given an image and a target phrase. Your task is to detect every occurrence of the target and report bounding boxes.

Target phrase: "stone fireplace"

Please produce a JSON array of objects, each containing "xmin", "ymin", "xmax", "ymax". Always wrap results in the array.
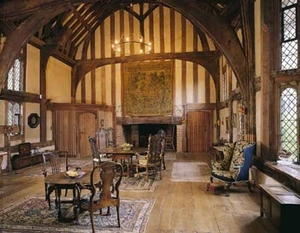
[
  {"xmin": 122, "ymin": 124, "xmax": 176, "ymax": 148},
  {"xmin": 116, "ymin": 116, "xmax": 183, "ymax": 151}
]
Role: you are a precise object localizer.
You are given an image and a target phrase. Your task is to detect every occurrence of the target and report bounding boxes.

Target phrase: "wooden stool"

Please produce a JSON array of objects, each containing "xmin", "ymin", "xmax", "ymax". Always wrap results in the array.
[{"xmin": 206, "ymin": 182, "xmax": 225, "ymax": 195}]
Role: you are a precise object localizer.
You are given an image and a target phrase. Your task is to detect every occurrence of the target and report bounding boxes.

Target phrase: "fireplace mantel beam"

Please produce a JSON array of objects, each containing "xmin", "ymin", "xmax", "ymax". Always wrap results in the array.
[{"xmin": 116, "ymin": 116, "xmax": 183, "ymax": 125}]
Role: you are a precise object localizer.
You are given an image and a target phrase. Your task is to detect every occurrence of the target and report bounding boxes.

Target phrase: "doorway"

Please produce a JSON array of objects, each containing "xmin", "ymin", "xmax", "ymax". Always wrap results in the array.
[
  {"xmin": 187, "ymin": 111, "xmax": 212, "ymax": 152},
  {"xmin": 78, "ymin": 112, "xmax": 97, "ymax": 158}
]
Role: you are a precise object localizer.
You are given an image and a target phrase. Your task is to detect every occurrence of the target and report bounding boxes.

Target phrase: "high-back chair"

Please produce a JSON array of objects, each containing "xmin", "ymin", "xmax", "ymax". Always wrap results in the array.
[
  {"xmin": 76, "ymin": 161, "xmax": 123, "ymax": 233},
  {"xmin": 43, "ymin": 151, "xmax": 64, "ymax": 209},
  {"xmin": 88, "ymin": 136, "xmax": 102, "ymax": 167},
  {"xmin": 165, "ymin": 125, "xmax": 175, "ymax": 151},
  {"xmin": 135, "ymin": 134, "xmax": 165, "ymax": 181},
  {"xmin": 157, "ymin": 129, "xmax": 167, "ymax": 170}
]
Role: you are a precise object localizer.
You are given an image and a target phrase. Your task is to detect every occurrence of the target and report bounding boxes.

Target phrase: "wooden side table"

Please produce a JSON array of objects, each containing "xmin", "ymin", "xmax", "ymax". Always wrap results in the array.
[{"xmin": 260, "ymin": 184, "xmax": 300, "ymax": 232}]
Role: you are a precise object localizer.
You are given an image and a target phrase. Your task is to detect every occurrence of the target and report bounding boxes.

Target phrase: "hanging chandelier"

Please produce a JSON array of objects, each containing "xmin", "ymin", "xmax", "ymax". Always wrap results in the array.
[{"xmin": 112, "ymin": 33, "xmax": 152, "ymax": 55}]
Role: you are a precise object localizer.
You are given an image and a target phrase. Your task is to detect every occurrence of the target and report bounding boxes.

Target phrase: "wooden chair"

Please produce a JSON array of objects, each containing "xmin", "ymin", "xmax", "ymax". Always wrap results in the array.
[
  {"xmin": 135, "ymin": 134, "xmax": 165, "ymax": 181},
  {"xmin": 165, "ymin": 125, "xmax": 175, "ymax": 151},
  {"xmin": 43, "ymin": 151, "xmax": 80, "ymax": 209},
  {"xmin": 157, "ymin": 129, "xmax": 167, "ymax": 170},
  {"xmin": 76, "ymin": 161, "xmax": 123, "ymax": 233},
  {"xmin": 106, "ymin": 127, "xmax": 116, "ymax": 147},
  {"xmin": 88, "ymin": 136, "xmax": 102, "ymax": 167}
]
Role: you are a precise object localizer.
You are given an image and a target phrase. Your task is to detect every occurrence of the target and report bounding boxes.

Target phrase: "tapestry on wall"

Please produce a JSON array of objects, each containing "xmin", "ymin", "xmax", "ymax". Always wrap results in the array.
[{"xmin": 122, "ymin": 61, "xmax": 173, "ymax": 116}]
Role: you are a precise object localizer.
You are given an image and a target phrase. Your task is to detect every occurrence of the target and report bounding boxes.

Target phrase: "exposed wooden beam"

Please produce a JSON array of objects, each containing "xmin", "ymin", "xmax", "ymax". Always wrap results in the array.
[
  {"xmin": 0, "ymin": 89, "xmax": 41, "ymax": 103},
  {"xmin": 162, "ymin": 0, "xmax": 248, "ymax": 98},
  {"xmin": 0, "ymin": 0, "xmax": 98, "ymax": 20},
  {"xmin": 0, "ymin": 5, "xmax": 67, "ymax": 90}
]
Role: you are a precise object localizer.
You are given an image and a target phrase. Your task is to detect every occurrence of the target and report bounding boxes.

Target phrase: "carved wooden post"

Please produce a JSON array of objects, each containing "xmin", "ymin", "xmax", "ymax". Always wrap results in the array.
[{"xmin": 0, "ymin": 125, "xmax": 19, "ymax": 173}]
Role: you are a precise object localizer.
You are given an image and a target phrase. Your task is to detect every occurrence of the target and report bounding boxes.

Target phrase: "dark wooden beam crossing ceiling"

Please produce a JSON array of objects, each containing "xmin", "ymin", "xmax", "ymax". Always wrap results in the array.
[
  {"xmin": 0, "ymin": 0, "xmax": 241, "ymax": 59},
  {"xmin": 0, "ymin": 0, "xmax": 247, "ymax": 94}
]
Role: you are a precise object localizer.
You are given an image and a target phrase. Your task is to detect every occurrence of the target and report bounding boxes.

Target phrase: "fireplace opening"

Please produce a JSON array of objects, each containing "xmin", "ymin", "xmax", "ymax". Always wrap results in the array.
[
  {"xmin": 122, "ymin": 124, "xmax": 176, "ymax": 150},
  {"xmin": 139, "ymin": 124, "xmax": 167, "ymax": 147}
]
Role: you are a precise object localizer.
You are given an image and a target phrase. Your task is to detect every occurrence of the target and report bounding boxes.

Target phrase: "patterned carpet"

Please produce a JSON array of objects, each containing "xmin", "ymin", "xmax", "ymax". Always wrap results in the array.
[
  {"xmin": 0, "ymin": 196, "xmax": 154, "ymax": 233},
  {"xmin": 120, "ymin": 172, "xmax": 160, "ymax": 192},
  {"xmin": 171, "ymin": 162, "xmax": 211, "ymax": 182}
]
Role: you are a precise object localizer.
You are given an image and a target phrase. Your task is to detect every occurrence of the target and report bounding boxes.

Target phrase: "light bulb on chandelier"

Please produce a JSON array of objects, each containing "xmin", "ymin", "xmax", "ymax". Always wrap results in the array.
[{"xmin": 112, "ymin": 33, "xmax": 152, "ymax": 55}]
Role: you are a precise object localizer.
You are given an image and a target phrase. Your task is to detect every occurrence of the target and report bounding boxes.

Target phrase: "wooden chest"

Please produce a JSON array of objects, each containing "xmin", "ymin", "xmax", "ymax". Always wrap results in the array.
[{"xmin": 260, "ymin": 184, "xmax": 300, "ymax": 233}]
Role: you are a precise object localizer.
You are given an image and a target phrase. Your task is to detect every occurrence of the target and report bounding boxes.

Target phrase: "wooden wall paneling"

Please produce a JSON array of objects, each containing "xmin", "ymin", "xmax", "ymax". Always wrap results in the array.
[
  {"xmin": 193, "ymin": 63, "xmax": 198, "ymax": 102},
  {"xmin": 91, "ymin": 30, "xmax": 96, "ymax": 104},
  {"xmin": 205, "ymin": 70, "xmax": 210, "ymax": 103},
  {"xmin": 159, "ymin": 5, "xmax": 165, "ymax": 53},
  {"xmin": 170, "ymin": 9, "xmax": 175, "ymax": 53}
]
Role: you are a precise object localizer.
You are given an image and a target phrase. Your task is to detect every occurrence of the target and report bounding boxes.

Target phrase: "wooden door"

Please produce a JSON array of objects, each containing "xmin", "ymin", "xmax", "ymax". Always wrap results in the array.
[
  {"xmin": 54, "ymin": 110, "xmax": 76, "ymax": 156},
  {"xmin": 78, "ymin": 112, "xmax": 97, "ymax": 158},
  {"xmin": 187, "ymin": 111, "xmax": 211, "ymax": 152}
]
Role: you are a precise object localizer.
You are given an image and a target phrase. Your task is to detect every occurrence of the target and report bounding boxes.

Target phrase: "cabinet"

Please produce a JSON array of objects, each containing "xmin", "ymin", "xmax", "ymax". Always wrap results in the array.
[{"xmin": 260, "ymin": 184, "xmax": 300, "ymax": 233}]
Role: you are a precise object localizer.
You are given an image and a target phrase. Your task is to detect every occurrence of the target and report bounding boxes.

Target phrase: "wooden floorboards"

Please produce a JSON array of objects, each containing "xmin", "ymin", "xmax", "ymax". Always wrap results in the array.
[{"xmin": 0, "ymin": 152, "xmax": 278, "ymax": 233}]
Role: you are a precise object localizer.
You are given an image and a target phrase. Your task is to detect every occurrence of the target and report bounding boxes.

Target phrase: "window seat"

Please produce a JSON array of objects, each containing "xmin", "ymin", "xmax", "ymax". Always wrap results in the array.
[{"xmin": 263, "ymin": 160, "xmax": 300, "ymax": 193}]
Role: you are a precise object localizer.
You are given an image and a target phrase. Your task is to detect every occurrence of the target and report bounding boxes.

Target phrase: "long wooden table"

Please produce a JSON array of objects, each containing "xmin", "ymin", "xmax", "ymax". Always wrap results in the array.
[{"xmin": 105, "ymin": 147, "xmax": 146, "ymax": 177}]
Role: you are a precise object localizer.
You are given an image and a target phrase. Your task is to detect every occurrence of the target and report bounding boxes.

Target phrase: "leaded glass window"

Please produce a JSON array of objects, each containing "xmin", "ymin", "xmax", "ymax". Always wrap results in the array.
[
  {"xmin": 6, "ymin": 56, "xmax": 24, "ymax": 135},
  {"xmin": 281, "ymin": 0, "xmax": 298, "ymax": 70},
  {"xmin": 7, "ymin": 58, "xmax": 23, "ymax": 91},
  {"xmin": 280, "ymin": 87, "xmax": 298, "ymax": 162}
]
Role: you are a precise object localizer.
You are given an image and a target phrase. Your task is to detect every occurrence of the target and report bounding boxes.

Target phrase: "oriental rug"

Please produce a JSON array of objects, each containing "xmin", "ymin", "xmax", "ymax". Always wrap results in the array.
[
  {"xmin": 171, "ymin": 162, "xmax": 211, "ymax": 182},
  {"xmin": 0, "ymin": 196, "xmax": 154, "ymax": 233},
  {"xmin": 120, "ymin": 172, "xmax": 160, "ymax": 192}
]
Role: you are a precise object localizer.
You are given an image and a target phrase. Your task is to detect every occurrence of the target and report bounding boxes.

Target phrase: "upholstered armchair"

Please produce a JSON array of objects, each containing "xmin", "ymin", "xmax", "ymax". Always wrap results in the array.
[{"xmin": 210, "ymin": 140, "xmax": 256, "ymax": 196}]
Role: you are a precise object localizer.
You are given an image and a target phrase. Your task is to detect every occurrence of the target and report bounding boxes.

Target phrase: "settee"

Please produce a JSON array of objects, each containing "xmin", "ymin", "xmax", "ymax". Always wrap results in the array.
[{"xmin": 210, "ymin": 140, "xmax": 256, "ymax": 196}]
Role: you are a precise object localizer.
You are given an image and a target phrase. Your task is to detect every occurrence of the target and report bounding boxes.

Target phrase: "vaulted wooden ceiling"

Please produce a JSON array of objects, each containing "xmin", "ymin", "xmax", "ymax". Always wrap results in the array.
[
  {"xmin": 0, "ymin": 0, "xmax": 241, "ymax": 60},
  {"xmin": 0, "ymin": 0, "xmax": 252, "ymax": 96}
]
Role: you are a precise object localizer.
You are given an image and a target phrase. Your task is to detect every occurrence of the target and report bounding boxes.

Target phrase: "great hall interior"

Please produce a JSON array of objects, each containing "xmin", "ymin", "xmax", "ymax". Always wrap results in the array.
[{"xmin": 0, "ymin": 1, "xmax": 300, "ymax": 233}]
